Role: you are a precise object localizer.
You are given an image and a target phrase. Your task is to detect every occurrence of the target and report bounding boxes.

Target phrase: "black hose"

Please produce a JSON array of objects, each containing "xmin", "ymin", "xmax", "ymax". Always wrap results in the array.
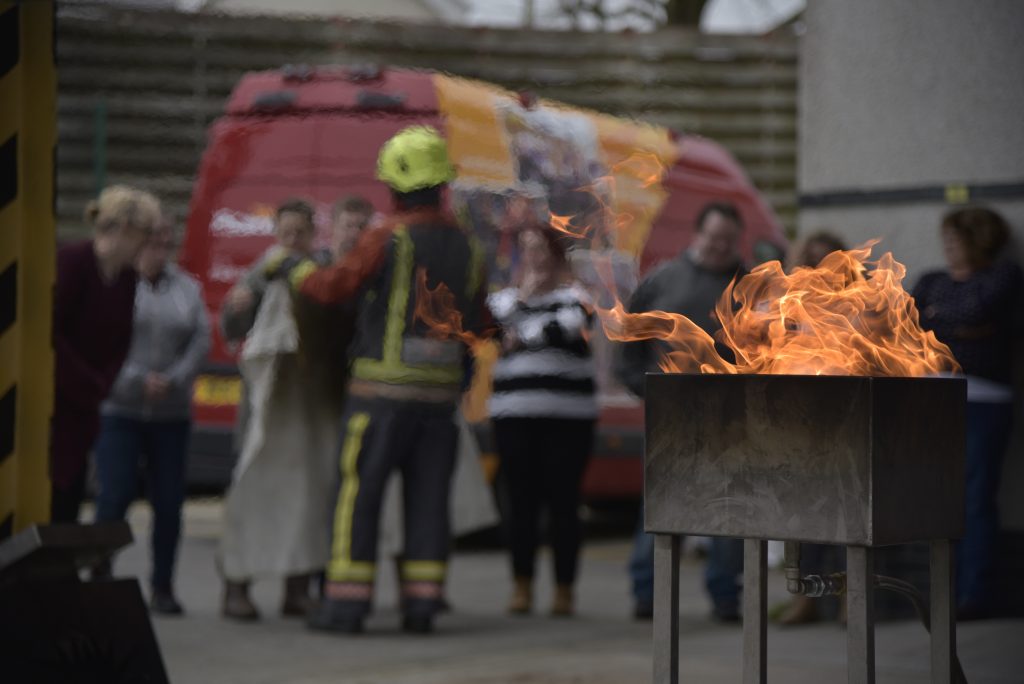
[{"xmin": 874, "ymin": 575, "xmax": 968, "ymax": 684}]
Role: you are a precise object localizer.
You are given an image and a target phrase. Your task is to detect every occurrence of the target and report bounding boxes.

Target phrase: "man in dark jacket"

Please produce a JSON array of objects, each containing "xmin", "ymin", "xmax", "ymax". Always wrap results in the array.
[
  {"xmin": 285, "ymin": 126, "xmax": 487, "ymax": 635},
  {"xmin": 617, "ymin": 201, "xmax": 748, "ymax": 622}
]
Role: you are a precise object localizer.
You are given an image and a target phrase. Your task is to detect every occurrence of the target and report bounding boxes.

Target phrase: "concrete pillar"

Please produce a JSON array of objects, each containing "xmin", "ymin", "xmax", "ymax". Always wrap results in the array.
[{"xmin": 799, "ymin": 0, "xmax": 1024, "ymax": 530}]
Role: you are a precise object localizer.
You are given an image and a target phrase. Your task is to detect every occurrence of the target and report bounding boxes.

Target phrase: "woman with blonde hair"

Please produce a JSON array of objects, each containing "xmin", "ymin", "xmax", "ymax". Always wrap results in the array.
[{"xmin": 51, "ymin": 185, "xmax": 161, "ymax": 522}]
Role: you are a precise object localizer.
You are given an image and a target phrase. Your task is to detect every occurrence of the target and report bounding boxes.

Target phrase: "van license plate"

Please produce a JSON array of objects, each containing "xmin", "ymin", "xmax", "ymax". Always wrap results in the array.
[{"xmin": 193, "ymin": 375, "xmax": 242, "ymax": 407}]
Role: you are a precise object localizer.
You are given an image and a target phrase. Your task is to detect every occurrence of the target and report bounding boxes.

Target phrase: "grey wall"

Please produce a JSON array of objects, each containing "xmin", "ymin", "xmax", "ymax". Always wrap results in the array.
[
  {"xmin": 800, "ymin": 0, "xmax": 1024, "ymax": 279},
  {"xmin": 799, "ymin": 0, "xmax": 1024, "ymax": 528},
  {"xmin": 801, "ymin": 1, "xmax": 1024, "ymax": 193}
]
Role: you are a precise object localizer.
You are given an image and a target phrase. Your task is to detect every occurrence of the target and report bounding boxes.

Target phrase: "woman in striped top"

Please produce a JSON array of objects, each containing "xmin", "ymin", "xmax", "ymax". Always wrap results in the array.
[{"xmin": 488, "ymin": 224, "xmax": 597, "ymax": 617}]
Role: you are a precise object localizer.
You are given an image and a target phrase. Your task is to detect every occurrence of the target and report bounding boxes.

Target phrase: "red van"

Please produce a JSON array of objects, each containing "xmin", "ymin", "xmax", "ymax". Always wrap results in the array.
[{"xmin": 180, "ymin": 65, "xmax": 787, "ymax": 496}]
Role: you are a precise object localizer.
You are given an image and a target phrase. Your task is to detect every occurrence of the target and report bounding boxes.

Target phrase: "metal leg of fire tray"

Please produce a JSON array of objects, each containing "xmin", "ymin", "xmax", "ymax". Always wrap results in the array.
[
  {"xmin": 846, "ymin": 545, "xmax": 876, "ymax": 684},
  {"xmin": 742, "ymin": 539, "xmax": 768, "ymax": 684},
  {"xmin": 654, "ymin": 534, "xmax": 680, "ymax": 684},
  {"xmin": 930, "ymin": 539, "xmax": 956, "ymax": 683}
]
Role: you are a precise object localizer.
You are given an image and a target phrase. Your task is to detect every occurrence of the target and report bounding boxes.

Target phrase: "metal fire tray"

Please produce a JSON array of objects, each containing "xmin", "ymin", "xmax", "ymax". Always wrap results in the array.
[{"xmin": 644, "ymin": 374, "xmax": 966, "ymax": 547}]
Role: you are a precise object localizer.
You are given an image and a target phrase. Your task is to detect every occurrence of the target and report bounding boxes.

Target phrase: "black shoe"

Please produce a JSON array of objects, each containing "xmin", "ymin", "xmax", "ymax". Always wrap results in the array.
[
  {"xmin": 307, "ymin": 599, "xmax": 365, "ymax": 634},
  {"xmin": 150, "ymin": 590, "xmax": 184, "ymax": 616},
  {"xmin": 402, "ymin": 614, "xmax": 434, "ymax": 634},
  {"xmin": 711, "ymin": 602, "xmax": 741, "ymax": 623},
  {"xmin": 633, "ymin": 601, "xmax": 654, "ymax": 621}
]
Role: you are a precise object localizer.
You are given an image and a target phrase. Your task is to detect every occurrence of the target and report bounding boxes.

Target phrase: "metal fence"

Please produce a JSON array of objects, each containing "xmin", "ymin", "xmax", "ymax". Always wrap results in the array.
[{"xmin": 56, "ymin": 3, "xmax": 797, "ymax": 237}]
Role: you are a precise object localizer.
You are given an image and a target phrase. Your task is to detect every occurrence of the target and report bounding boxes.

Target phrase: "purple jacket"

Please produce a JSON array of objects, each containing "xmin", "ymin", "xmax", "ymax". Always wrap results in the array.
[{"xmin": 51, "ymin": 241, "xmax": 136, "ymax": 488}]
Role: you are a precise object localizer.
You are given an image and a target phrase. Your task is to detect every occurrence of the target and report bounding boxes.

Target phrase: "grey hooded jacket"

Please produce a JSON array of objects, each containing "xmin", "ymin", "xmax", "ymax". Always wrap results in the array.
[{"xmin": 102, "ymin": 264, "xmax": 211, "ymax": 421}]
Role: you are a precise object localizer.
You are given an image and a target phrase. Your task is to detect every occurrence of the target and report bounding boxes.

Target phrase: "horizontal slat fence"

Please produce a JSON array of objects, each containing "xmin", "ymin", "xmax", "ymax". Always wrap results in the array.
[{"xmin": 57, "ymin": 4, "xmax": 797, "ymax": 237}]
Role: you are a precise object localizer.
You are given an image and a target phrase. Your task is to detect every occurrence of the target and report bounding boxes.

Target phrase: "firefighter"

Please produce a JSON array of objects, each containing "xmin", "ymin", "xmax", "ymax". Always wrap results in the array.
[{"xmin": 276, "ymin": 126, "xmax": 487, "ymax": 634}]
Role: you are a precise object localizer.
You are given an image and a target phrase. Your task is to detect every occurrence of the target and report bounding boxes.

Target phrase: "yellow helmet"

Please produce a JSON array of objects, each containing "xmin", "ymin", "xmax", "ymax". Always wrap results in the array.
[{"xmin": 376, "ymin": 125, "xmax": 456, "ymax": 193}]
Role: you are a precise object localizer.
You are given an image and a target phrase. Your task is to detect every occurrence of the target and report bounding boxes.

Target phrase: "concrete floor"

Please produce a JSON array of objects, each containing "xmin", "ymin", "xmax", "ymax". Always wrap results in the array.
[{"xmin": 108, "ymin": 500, "xmax": 1024, "ymax": 684}]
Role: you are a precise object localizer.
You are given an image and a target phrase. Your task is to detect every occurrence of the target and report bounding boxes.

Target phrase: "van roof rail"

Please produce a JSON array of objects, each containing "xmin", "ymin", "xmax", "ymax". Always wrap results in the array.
[
  {"xmin": 347, "ymin": 64, "xmax": 383, "ymax": 82},
  {"xmin": 282, "ymin": 64, "xmax": 315, "ymax": 82}
]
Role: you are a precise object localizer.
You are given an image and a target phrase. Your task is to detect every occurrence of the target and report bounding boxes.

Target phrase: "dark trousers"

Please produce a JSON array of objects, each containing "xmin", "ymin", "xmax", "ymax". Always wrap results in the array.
[
  {"xmin": 50, "ymin": 473, "xmax": 88, "ymax": 524},
  {"xmin": 49, "ymin": 405, "xmax": 101, "ymax": 523},
  {"xmin": 93, "ymin": 415, "xmax": 190, "ymax": 592},
  {"xmin": 630, "ymin": 519, "xmax": 744, "ymax": 609},
  {"xmin": 958, "ymin": 401, "xmax": 1013, "ymax": 610},
  {"xmin": 325, "ymin": 396, "xmax": 458, "ymax": 618},
  {"xmin": 494, "ymin": 417, "xmax": 595, "ymax": 586}
]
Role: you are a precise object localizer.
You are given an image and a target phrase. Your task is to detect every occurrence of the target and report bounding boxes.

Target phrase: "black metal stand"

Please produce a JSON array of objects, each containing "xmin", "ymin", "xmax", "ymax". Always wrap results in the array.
[
  {"xmin": 0, "ymin": 523, "xmax": 169, "ymax": 684},
  {"xmin": 651, "ymin": 534, "xmax": 958, "ymax": 684}
]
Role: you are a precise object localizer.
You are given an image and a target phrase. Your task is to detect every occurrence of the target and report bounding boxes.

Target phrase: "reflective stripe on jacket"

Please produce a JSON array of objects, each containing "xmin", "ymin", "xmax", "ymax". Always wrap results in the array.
[{"xmin": 295, "ymin": 208, "xmax": 487, "ymax": 391}]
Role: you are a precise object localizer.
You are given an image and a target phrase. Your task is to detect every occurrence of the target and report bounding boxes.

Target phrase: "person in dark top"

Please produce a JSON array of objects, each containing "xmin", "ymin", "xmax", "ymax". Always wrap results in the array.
[
  {"xmin": 912, "ymin": 206, "xmax": 1022, "ymax": 620},
  {"xmin": 616, "ymin": 202, "xmax": 749, "ymax": 395},
  {"xmin": 617, "ymin": 202, "xmax": 749, "ymax": 623},
  {"xmin": 51, "ymin": 185, "xmax": 161, "ymax": 522}
]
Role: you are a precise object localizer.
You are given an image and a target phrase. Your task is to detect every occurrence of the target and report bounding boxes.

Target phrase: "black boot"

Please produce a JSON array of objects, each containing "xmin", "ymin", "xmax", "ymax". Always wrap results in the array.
[
  {"xmin": 223, "ymin": 580, "xmax": 260, "ymax": 621},
  {"xmin": 307, "ymin": 598, "xmax": 365, "ymax": 634},
  {"xmin": 281, "ymin": 574, "xmax": 313, "ymax": 617},
  {"xmin": 401, "ymin": 596, "xmax": 437, "ymax": 634},
  {"xmin": 402, "ymin": 613, "xmax": 433, "ymax": 634}
]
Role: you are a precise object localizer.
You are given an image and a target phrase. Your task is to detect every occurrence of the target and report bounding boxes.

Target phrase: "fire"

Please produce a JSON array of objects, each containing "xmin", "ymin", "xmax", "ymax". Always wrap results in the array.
[
  {"xmin": 601, "ymin": 242, "xmax": 959, "ymax": 377},
  {"xmin": 412, "ymin": 267, "xmax": 495, "ymax": 421},
  {"xmin": 549, "ymin": 213, "xmax": 591, "ymax": 239},
  {"xmin": 417, "ymin": 145, "xmax": 956, "ymax": 379},
  {"xmin": 548, "ymin": 152, "xmax": 669, "ymax": 242},
  {"xmin": 545, "ymin": 151, "xmax": 958, "ymax": 378},
  {"xmin": 412, "ymin": 267, "xmax": 487, "ymax": 348},
  {"xmin": 611, "ymin": 151, "xmax": 666, "ymax": 189}
]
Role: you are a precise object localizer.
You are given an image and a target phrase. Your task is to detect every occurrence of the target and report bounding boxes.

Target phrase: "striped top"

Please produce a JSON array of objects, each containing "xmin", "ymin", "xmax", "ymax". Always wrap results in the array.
[{"xmin": 487, "ymin": 283, "xmax": 598, "ymax": 420}]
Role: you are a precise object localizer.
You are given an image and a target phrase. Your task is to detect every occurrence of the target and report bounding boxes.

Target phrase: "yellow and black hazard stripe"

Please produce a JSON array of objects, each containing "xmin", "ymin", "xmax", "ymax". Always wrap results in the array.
[{"xmin": 0, "ymin": 0, "xmax": 56, "ymax": 540}]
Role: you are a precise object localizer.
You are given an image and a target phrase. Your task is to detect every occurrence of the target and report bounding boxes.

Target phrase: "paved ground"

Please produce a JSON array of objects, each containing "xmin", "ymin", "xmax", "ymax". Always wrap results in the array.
[{"xmin": 108, "ymin": 500, "xmax": 1024, "ymax": 683}]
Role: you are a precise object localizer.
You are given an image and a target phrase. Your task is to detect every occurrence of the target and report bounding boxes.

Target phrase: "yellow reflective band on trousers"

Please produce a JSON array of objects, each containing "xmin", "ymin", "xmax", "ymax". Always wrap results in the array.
[
  {"xmin": 352, "ymin": 225, "xmax": 463, "ymax": 387},
  {"xmin": 402, "ymin": 560, "xmax": 447, "ymax": 582},
  {"xmin": 328, "ymin": 411, "xmax": 373, "ymax": 583}
]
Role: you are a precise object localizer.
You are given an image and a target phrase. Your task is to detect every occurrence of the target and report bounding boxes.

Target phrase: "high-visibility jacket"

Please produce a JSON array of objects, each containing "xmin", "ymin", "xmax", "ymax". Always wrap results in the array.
[{"xmin": 293, "ymin": 208, "xmax": 487, "ymax": 393}]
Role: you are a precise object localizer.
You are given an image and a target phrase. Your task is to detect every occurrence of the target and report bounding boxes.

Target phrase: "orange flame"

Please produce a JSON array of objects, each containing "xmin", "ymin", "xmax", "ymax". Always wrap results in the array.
[
  {"xmin": 420, "ymin": 146, "xmax": 956, "ymax": 379},
  {"xmin": 601, "ymin": 242, "xmax": 959, "ymax": 377},
  {"xmin": 413, "ymin": 267, "xmax": 497, "ymax": 421},
  {"xmin": 548, "ymin": 152, "xmax": 669, "ymax": 246},
  {"xmin": 541, "ymin": 151, "xmax": 958, "ymax": 377},
  {"xmin": 412, "ymin": 267, "xmax": 487, "ymax": 348},
  {"xmin": 610, "ymin": 151, "xmax": 666, "ymax": 189},
  {"xmin": 549, "ymin": 213, "xmax": 591, "ymax": 239}
]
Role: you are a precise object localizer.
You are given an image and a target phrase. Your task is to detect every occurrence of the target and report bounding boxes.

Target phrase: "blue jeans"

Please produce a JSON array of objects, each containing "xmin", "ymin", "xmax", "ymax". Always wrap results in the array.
[
  {"xmin": 629, "ymin": 512, "xmax": 743, "ymax": 609},
  {"xmin": 94, "ymin": 415, "xmax": 190, "ymax": 592},
  {"xmin": 957, "ymin": 401, "xmax": 1013, "ymax": 610},
  {"xmin": 628, "ymin": 516, "xmax": 655, "ymax": 605}
]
